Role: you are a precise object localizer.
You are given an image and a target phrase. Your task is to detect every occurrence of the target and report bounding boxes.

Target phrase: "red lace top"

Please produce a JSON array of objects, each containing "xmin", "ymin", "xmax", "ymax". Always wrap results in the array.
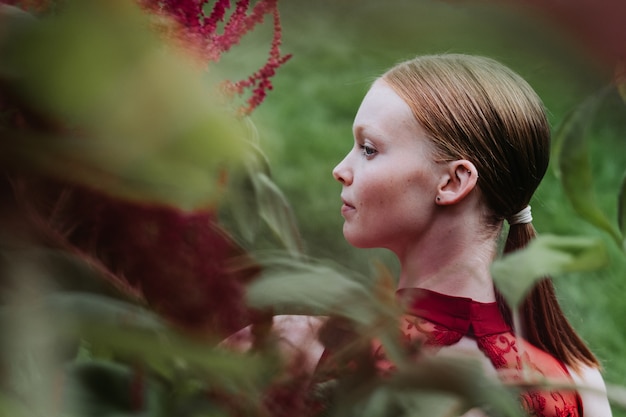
[{"xmin": 372, "ymin": 288, "xmax": 583, "ymax": 417}]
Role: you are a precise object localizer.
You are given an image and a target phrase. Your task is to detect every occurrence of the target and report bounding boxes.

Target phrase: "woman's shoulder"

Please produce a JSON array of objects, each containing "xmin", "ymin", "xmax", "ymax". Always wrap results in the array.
[
  {"xmin": 221, "ymin": 315, "xmax": 326, "ymax": 373},
  {"xmin": 568, "ymin": 364, "xmax": 613, "ymax": 417}
]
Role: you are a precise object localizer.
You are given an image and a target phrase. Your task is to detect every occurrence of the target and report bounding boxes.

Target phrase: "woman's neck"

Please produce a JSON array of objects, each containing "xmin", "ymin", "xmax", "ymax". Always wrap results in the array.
[{"xmin": 395, "ymin": 222, "xmax": 500, "ymax": 303}]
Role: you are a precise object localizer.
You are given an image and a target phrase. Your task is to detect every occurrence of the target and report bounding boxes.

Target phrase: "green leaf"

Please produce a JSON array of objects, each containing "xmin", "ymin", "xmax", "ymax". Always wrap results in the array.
[
  {"xmin": 616, "ymin": 60, "xmax": 626, "ymax": 104},
  {"xmin": 329, "ymin": 355, "xmax": 522, "ymax": 417},
  {"xmin": 491, "ymin": 235, "xmax": 608, "ymax": 308},
  {"xmin": 221, "ymin": 166, "xmax": 260, "ymax": 244},
  {"xmin": 619, "ymin": 173, "xmax": 626, "ymax": 252},
  {"xmin": 0, "ymin": 392, "xmax": 29, "ymax": 417},
  {"xmin": 220, "ymin": 141, "xmax": 272, "ymax": 246},
  {"xmin": 246, "ymin": 258, "xmax": 389, "ymax": 325},
  {"xmin": 252, "ymin": 172, "xmax": 304, "ymax": 257},
  {"xmin": 3, "ymin": 293, "xmax": 270, "ymax": 393},
  {"xmin": 552, "ymin": 88, "xmax": 622, "ymax": 245},
  {"xmin": 606, "ymin": 383, "xmax": 626, "ymax": 411},
  {"xmin": 387, "ymin": 356, "xmax": 523, "ymax": 417},
  {"xmin": 337, "ymin": 385, "xmax": 462, "ymax": 417},
  {"xmin": 63, "ymin": 360, "xmax": 166, "ymax": 417}
]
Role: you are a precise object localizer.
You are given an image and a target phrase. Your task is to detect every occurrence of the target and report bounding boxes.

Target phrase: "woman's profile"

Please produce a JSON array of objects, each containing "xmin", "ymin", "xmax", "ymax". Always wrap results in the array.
[{"xmin": 329, "ymin": 53, "xmax": 611, "ymax": 417}]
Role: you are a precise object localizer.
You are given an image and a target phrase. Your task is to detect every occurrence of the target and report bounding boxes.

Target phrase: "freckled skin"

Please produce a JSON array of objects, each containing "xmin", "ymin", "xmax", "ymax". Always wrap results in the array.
[{"xmin": 332, "ymin": 80, "xmax": 444, "ymax": 254}]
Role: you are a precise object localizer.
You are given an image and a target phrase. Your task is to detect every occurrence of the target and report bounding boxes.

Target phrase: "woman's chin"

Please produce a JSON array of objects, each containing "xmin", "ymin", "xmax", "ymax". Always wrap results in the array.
[{"xmin": 343, "ymin": 231, "xmax": 377, "ymax": 249}]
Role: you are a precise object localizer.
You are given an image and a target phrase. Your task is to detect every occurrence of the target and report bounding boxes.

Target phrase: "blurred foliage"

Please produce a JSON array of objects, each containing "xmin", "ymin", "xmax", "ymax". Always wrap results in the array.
[
  {"xmin": 492, "ymin": 235, "xmax": 609, "ymax": 309},
  {"xmin": 1, "ymin": 0, "xmax": 626, "ymax": 417},
  {"xmin": 552, "ymin": 86, "xmax": 624, "ymax": 247},
  {"xmin": 0, "ymin": 1, "xmax": 248, "ymax": 210}
]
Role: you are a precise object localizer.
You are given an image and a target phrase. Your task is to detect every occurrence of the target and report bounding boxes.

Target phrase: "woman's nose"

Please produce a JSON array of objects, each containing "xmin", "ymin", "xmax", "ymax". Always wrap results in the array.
[{"xmin": 332, "ymin": 155, "xmax": 352, "ymax": 185}]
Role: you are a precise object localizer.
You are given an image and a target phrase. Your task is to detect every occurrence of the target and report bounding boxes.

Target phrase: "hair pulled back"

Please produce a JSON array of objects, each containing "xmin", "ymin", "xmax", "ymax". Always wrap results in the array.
[{"xmin": 383, "ymin": 54, "xmax": 598, "ymax": 370}]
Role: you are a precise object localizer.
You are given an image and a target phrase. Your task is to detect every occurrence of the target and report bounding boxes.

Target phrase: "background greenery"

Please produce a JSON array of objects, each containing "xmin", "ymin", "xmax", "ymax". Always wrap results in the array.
[{"xmin": 219, "ymin": 0, "xmax": 626, "ymax": 411}]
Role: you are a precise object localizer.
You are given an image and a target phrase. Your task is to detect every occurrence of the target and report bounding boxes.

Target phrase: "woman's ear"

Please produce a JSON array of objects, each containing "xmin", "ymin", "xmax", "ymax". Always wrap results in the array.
[{"xmin": 435, "ymin": 160, "xmax": 478, "ymax": 205}]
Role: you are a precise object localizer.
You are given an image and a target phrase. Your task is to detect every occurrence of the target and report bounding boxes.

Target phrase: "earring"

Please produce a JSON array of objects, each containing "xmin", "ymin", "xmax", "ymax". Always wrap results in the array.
[{"xmin": 436, "ymin": 196, "xmax": 441, "ymax": 202}]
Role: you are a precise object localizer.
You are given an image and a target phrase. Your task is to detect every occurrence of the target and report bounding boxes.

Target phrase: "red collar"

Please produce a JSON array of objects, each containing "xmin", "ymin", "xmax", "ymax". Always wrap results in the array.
[{"xmin": 396, "ymin": 288, "xmax": 511, "ymax": 337}]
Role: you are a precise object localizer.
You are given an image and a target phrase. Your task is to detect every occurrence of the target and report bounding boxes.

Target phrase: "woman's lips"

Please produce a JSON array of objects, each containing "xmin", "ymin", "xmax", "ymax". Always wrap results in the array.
[{"xmin": 341, "ymin": 199, "xmax": 355, "ymax": 216}]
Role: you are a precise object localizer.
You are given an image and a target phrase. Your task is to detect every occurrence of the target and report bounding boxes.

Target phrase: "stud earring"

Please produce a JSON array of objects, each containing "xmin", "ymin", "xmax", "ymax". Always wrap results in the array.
[{"xmin": 436, "ymin": 196, "xmax": 441, "ymax": 201}]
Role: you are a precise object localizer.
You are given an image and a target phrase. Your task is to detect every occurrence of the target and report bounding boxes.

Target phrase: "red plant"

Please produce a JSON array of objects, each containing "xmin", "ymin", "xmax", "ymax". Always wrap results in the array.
[
  {"xmin": 2, "ymin": 0, "xmax": 292, "ymax": 115},
  {"xmin": 139, "ymin": 0, "xmax": 292, "ymax": 115},
  {"xmin": 0, "ymin": 0, "xmax": 50, "ymax": 13},
  {"xmin": 1, "ymin": 0, "xmax": 290, "ymax": 335},
  {"xmin": 511, "ymin": 0, "xmax": 626, "ymax": 70},
  {"xmin": 12, "ymin": 179, "xmax": 261, "ymax": 337}
]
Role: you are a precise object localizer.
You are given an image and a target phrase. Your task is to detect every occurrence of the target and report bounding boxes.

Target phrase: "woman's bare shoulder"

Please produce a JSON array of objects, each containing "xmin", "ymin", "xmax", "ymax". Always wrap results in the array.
[
  {"xmin": 568, "ymin": 364, "xmax": 613, "ymax": 417},
  {"xmin": 221, "ymin": 315, "xmax": 326, "ymax": 373}
]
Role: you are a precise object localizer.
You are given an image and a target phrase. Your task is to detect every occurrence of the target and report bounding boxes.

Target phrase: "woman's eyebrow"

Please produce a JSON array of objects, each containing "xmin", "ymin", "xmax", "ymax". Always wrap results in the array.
[{"xmin": 352, "ymin": 125, "xmax": 364, "ymax": 138}]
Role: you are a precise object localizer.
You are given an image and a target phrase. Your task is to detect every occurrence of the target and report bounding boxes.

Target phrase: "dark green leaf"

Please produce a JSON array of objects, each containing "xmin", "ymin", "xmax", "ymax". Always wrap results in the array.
[
  {"xmin": 552, "ymin": 88, "xmax": 622, "ymax": 244},
  {"xmin": 491, "ymin": 235, "xmax": 608, "ymax": 308},
  {"xmin": 63, "ymin": 360, "xmax": 166, "ymax": 417}
]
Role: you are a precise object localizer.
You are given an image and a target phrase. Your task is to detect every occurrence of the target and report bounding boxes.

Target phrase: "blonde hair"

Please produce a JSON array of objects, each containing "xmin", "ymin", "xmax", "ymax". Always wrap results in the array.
[{"xmin": 383, "ymin": 54, "xmax": 598, "ymax": 370}]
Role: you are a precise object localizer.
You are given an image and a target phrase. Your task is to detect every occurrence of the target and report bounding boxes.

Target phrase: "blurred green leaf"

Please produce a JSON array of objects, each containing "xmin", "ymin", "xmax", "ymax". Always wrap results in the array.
[
  {"xmin": 221, "ymin": 137, "xmax": 284, "ymax": 248},
  {"xmin": 491, "ymin": 234, "xmax": 608, "ymax": 308},
  {"xmin": 616, "ymin": 61, "xmax": 626, "ymax": 104},
  {"xmin": 552, "ymin": 87, "xmax": 622, "ymax": 245},
  {"xmin": 328, "ymin": 355, "xmax": 522, "ymax": 417},
  {"xmin": 253, "ymin": 172, "xmax": 304, "ymax": 257},
  {"xmin": 246, "ymin": 258, "xmax": 376, "ymax": 322},
  {"xmin": 2, "ymin": 293, "xmax": 270, "ymax": 394},
  {"xmin": 619, "ymin": 173, "xmax": 626, "ymax": 252},
  {"xmin": 247, "ymin": 260, "xmax": 366, "ymax": 319},
  {"xmin": 331, "ymin": 384, "xmax": 461, "ymax": 417},
  {"xmin": 388, "ymin": 356, "xmax": 523, "ymax": 417},
  {"xmin": 607, "ymin": 383, "xmax": 626, "ymax": 411},
  {"xmin": 0, "ymin": 0, "xmax": 247, "ymax": 210},
  {"xmin": 222, "ymin": 163, "xmax": 261, "ymax": 245},
  {"xmin": 63, "ymin": 360, "xmax": 165, "ymax": 417},
  {"xmin": 0, "ymin": 392, "xmax": 30, "ymax": 417}
]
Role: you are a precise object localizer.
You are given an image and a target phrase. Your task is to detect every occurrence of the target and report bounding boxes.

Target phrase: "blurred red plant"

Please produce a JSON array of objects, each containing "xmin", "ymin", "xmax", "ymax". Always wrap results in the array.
[
  {"xmin": 0, "ymin": 0, "xmax": 289, "ymax": 337},
  {"xmin": 139, "ymin": 0, "xmax": 292, "ymax": 115},
  {"xmin": 511, "ymin": 0, "xmax": 626, "ymax": 73},
  {"xmin": 3, "ymin": 0, "xmax": 292, "ymax": 115}
]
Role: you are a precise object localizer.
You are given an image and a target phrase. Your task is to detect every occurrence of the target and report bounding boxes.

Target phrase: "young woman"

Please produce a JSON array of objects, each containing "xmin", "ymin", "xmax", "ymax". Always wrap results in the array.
[{"xmin": 331, "ymin": 53, "xmax": 611, "ymax": 417}]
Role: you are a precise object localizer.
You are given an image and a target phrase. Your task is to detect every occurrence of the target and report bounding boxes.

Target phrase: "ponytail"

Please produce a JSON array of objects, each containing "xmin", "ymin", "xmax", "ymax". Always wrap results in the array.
[
  {"xmin": 496, "ymin": 222, "xmax": 599, "ymax": 371},
  {"xmin": 382, "ymin": 54, "xmax": 599, "ymax": 371}
]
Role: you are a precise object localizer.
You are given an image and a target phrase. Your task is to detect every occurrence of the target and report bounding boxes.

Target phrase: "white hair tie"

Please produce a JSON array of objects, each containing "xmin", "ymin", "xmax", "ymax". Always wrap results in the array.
[{"xmin": 508, "ymin": 205, "xmax": 532, "ymax": 225}]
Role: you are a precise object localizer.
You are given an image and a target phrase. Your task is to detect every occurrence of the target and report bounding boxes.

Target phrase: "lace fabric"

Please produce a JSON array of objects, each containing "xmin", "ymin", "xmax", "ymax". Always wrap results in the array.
[
  {"xmin": 316, "ymin": 288, "xmax": 583, "ymax": 416},
  {"xmin": 385, "ymin": 288, "xmax": 583, "ymax": 417}
]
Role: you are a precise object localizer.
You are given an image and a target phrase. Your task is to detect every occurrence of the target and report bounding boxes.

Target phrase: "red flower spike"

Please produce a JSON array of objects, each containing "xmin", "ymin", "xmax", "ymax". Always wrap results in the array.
[
  {"xmin": 203, "ymin": 0, "xmax": 231, "ymax": 37},
  {"xmin": 12, "ymin": 0, "xmax": 294, "ymax": 114},
  {"xmin": 139, "ymin": 0, "xmax": 291, "ymax": 115}
]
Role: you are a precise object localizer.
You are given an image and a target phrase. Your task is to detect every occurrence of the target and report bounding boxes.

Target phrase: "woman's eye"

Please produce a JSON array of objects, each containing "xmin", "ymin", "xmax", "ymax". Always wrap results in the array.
[{"xmin": 360, "ymin": 145, "xmax": 377, "ymax": 158}]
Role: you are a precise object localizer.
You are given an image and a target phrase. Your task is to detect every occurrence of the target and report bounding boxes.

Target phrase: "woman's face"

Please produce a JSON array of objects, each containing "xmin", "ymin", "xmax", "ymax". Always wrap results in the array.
[{"xmin": 332, "ymin": 80, "xmax": 443, "ymax": 252}]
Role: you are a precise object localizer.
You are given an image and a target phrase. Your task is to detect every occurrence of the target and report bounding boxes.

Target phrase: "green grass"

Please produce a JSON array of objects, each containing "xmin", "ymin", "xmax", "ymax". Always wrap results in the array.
[{"xmin": 222, "ymin": 0, "xmax": 626, "ymax": 412}]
